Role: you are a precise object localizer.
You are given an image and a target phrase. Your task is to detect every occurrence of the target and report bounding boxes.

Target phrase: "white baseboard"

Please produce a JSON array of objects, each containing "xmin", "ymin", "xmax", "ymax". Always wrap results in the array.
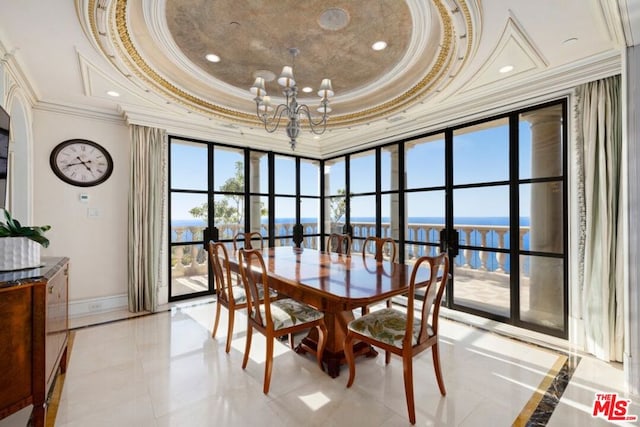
[{"xmin": 69, "ymin": 294, "xmax": 128, "ymax": 318}]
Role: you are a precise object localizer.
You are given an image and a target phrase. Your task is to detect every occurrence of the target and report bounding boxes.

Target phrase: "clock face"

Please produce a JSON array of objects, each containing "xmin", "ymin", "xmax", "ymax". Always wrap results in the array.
[{"xmin": 50, "ymin": 139, "xmax": 113, "ymax": 187}]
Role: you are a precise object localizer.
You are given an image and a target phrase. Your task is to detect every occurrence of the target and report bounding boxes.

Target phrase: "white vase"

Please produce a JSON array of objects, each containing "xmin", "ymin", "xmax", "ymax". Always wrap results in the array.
[{"xmin": 0, "ymin": 237, "xmax": 41, "ymax": 270}]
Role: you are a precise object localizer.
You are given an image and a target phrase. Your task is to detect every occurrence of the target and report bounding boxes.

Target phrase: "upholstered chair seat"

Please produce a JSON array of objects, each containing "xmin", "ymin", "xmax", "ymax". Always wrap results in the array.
[
  {"xmin": 256, "ymin": 298, "xmax": 325, "ymax": 331},
  {"xmin": 347, "ymin": 308, "xmax": 426, "ymax": 348}
]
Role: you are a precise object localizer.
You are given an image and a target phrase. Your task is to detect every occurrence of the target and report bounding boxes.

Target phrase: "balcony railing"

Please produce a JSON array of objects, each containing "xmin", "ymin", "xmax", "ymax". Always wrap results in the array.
[
  {"xmin": 170, "ymin": 221, "xmax": 530, "ymax": 279},
  {"xmin": 168, "ymin": 221, "xmax": 551, "ymax": 329},
  {"xmin": 351, "ymin": 222, "xmax": 529, "ymax": 275}
]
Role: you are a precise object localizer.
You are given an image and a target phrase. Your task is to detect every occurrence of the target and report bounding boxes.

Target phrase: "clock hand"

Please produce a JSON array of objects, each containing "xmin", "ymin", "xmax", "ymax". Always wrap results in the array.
[
  {"xmin": 62, "ymin": 161, "xmax": 85, "ymax": 170},
  {"xmin": 76, "ymin": 156, "xmax": 92, "ymax": 172}
]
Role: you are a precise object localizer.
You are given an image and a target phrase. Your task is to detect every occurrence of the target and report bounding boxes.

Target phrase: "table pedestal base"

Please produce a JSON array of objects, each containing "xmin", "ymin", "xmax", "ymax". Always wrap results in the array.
[{"xmin": 295, "ymin": 336, "xmax": 378, "ymax": 378}]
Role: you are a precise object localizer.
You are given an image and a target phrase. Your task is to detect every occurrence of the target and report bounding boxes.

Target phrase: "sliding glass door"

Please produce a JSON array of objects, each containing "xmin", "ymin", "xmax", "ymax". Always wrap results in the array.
[
  {"xmin": 168, "ymin": 139, "xmax": 212, "ymax": 301},
  {"xmin": 446, "ymin": 101, "xmax": 567, "ymax": 337},
  {"xmin": 450, "ymin": 117, "xmax": 512, "ymax": 318}
]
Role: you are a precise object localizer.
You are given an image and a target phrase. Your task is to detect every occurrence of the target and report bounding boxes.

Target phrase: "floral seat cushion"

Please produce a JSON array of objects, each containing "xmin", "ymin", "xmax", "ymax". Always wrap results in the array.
[
  {"xmin": 348, "ymin": 308, "xmax": 433, "ymax": 348},
  {"xmin": 228, "ymin": 284, "xmax": 277, "ymax": 305},
  {"xmin": 256, "ymin": 298, "xmax": 324, "ymax": 330},
  {"xmin": 229, "ymin": 285, "xmax": 247, "ymax": 304}
]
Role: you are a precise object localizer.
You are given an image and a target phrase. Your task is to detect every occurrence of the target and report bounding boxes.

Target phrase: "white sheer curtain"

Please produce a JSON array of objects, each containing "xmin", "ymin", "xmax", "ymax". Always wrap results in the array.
[
  {"xmin": 576, "ymin": 75, "xmax": 623, "ymax": 361},
  {"xmin": 128, "ymin": 125, "xmax": 167, "ymax": 312}
]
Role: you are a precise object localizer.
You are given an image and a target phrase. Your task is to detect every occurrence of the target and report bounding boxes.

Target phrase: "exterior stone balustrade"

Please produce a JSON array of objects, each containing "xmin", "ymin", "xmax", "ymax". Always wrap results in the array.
[
  {"xmin": 350, "ymin": 221, "xmax": 530, "ymax": 275},
  {"xmin": 170, "ymin": 221, "xmax": 530, "ymax": 279},
  {"xmin": 170, "ymin": 222, "xmax": 320, "ymax": 278}
]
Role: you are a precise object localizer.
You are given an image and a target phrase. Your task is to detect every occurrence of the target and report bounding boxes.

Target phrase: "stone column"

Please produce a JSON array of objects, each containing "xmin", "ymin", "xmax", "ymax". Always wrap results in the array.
[
  {"xmin": 384, "ymin": 145, "xmax": 401, "ymax": 240},
  {"xmin": 323, "ymin": 164, "xmax": 333, "ymax": 236},
  {"xmin": 249, "ymin": 152, "xmax": 263, "ymax": 233},
  {"xmin": 522, "ymin": 108, "xmax": 563, "ymax": 324}
]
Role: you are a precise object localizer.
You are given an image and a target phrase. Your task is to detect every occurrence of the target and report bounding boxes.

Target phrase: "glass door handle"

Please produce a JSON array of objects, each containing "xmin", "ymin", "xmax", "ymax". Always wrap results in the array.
[
  {"xmin": 203, "ymin": 227, "xmax": 220, "ymax": 249},
  {"xmin": 439, "ymin": 229, "xmax": 459, "ymax": 257}
]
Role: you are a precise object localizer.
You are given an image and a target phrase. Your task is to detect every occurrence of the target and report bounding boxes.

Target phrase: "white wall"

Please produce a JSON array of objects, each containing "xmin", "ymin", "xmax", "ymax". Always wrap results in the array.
[{"xmin": 33, "ymin": 109, "xmax": 130, "ymax": 307}]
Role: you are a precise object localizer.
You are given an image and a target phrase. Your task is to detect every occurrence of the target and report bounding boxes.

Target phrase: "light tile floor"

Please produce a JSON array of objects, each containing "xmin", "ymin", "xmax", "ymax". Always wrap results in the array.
[{"xmin": 4, "ymin": 300, "xmax": 637, "ymax": 427}]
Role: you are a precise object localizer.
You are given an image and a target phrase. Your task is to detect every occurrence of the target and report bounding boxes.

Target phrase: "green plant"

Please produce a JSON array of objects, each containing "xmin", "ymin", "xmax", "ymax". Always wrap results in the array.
[{"xmin": 0, "ymin": 209, "xmax": 51, "ymax": 248}]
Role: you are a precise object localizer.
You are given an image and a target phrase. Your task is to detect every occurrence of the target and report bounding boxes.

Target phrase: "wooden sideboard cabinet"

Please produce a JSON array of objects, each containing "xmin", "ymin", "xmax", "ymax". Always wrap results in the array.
[{"xmin": 0, "ymin": 257, "xmax": 69, "ymax": 427}]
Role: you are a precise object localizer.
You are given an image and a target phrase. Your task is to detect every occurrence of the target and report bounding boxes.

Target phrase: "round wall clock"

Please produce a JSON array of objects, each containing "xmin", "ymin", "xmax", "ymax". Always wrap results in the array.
[{"xmin": 49, "ymin": 139, "xmax": 114, "ymax": 187}]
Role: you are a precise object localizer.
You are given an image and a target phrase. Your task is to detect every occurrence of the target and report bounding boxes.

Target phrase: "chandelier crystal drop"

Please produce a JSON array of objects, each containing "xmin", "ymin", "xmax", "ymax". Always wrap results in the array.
[{"xmin": 250, "ymin": 48, "xmax": 334, "ymax": 150}]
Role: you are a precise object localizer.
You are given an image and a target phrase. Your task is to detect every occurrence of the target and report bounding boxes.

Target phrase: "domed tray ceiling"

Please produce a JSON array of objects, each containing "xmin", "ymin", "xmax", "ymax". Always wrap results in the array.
[
  {"xmin": 93, "ymin": 0, "xmax": 473, "ymax": 127},
  {"xmin": 166, "ymin": 1, "xmax": 410, "ymax": 97}
]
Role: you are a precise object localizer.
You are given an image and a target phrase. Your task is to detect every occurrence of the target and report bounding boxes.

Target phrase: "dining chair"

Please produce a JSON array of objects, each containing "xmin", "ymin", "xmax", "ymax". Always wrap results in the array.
[
  {"xmin": 208, "ymin": 241, "xmax": 248, "ymax": 353},
  {"xmin": 238, "ymin": 248, "xmax": 328, "ymax": 394},
  {"xmin": 360, "ymin": 236, "xmax": 398, "ymax": 315},
  {"xmin": 326, "ymin": 233, "xmax": 352, "ymax": 255},
  {"xmin": 362, "ymin": 236, "xmax": 397, "ymax": 262},
  {"xmin": 344, "ymin": 253, "xmax": 449, "ymax": 425},
  {"xmin": 232, "ymin": 231, "xmax": 264, "ymax": 251}
]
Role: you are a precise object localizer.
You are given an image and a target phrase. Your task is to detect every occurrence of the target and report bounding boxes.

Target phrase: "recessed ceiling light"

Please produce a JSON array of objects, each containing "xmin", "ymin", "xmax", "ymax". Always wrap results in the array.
[
  {"xmin": 499, "ymin": 65, "xmax": 514, "ymax": 73},
  {"xmin": 205, "ymin": 53, "xmax": 220, "ymax": 63},
  {"xmin": 302, "ymin": 87, "xmax": 313, "ymax": 93},
  {"xmin": 106, "ymin": 90, "xmax": 120, "ymax": 97},
  {"xmin": 372, "ymin": 41, "xmax": 387, "ymax": 51},
  {"xmin": 313, "ymin": 135, "xmax": 321, "ymax": 140},
  {"xmin": 562, "ymin": 37, "xmax": 578, "ymax": 45}
]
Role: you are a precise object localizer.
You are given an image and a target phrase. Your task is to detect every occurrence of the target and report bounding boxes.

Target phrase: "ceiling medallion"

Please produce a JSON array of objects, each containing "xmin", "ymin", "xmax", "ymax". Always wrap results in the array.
[{"xmin": 318, "ymin": 8, "xmax": 350, "ymax": 31}]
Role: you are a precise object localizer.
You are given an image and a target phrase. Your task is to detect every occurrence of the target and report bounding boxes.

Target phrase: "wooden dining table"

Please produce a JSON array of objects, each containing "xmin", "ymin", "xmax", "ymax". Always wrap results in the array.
[{"xmin": 227, "ymin": 246, "xmax": 430, "ymax": 378}]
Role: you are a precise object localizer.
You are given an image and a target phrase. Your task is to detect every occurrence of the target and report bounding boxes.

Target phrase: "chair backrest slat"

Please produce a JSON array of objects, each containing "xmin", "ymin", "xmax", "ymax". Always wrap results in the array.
[
  {"xmin": 233, "ymin": 231, "xmax": 264, "ymax": 251},
  {"xmin": 327, "ymin": 233, "xmax": 352, "ymax": 255},
  {"xmin": 362, "ymin": 236, "xmax": 397, "ymax": 262},
  {"xmin": 208, "ymin": 241, "xmax": 233, "ymax": 304},
  {"xmin": 237, "ymin": 248, "xmax": 271, "ymax": 328},
  {"xmin": 406, "ymin": 253, "xmax": 449, "ymax": 346}
]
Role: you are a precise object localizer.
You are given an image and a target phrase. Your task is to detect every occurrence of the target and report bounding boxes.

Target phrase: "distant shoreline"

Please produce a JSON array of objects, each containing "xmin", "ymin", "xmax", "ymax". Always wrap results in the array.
[{"xmin": 171, "ymin": 216, "xmax": 530, "ymax": 226}]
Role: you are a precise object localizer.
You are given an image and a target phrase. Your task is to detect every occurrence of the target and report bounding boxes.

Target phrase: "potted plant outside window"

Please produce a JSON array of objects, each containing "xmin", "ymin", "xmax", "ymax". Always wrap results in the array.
[{"xmin": 0, "ymin": 209, "xmax": 51, "ymax": 270}]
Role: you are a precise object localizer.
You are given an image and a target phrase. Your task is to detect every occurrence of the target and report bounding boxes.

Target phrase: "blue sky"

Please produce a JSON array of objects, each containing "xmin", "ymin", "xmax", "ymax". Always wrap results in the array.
[{"xmin": 169, "ymin": 118, "xmax": 536, "ymax": 221}]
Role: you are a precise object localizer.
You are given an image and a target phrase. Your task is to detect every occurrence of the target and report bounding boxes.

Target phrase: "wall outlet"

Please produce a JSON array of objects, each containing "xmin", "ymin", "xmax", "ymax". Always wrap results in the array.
[{"xmin": 88, "ymin": 302, "xmax": 103, "ymax": 311}]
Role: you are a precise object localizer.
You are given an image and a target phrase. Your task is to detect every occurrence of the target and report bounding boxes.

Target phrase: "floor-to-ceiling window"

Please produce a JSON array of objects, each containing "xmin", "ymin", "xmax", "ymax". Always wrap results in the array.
[
  {"xmin": 404, "ymin": 134, "xmax": 446, "ymax": 261},
  {"xmin": 517, "ymin": 103, "xmax": 566, "ymax": 332},
  {"xmin": 349, "ymin": 149, "xmax": 376, "ymax": 253},
  {"xmin": 168, "ymin": 140, "xmax": 322, "ymax": 301},
  {"xmin": 274, "ymin": 154, "xmax": 297, "ymax": 246},
  {"xmin": 320, "ymin": 100, "xmax": 567, "ymax": 337},
  {"xmin": 213, "ymin": 145, "xmax": 246, "ymax": 241},
  {"xmin": 300, "ymin": 158, "xmax": 322, "ymax": 249},
  {"xmin": 444, "ymin": 102, "xmax": 567, "ymax": 336},
  {"xmin": 450, "ymin": 117, "xmax": 512, "ymax": 319},
  {"xmin": 168, "ymin": 139, "xmax": 211, "ymax": 300},
  {"xmin": 168, "ymin": 100, "xmax": 567, "ymax": 336}
]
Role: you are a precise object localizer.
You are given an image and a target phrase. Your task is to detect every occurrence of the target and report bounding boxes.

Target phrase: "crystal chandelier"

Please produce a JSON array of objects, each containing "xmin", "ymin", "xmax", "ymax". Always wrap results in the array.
[{"xmin": 250, "ymin": 48, "xmax": 334, "ymax": 150}]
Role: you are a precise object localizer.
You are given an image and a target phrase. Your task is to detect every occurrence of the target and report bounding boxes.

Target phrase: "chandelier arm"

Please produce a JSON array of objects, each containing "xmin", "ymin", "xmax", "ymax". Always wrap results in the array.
[
  {"xmin": 297, "ymin": 104, "xmax": 328, "ymax": 131},
  {"xmin": 259, "ymin": 104, "xmax": 290, "ymax": 133}
]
